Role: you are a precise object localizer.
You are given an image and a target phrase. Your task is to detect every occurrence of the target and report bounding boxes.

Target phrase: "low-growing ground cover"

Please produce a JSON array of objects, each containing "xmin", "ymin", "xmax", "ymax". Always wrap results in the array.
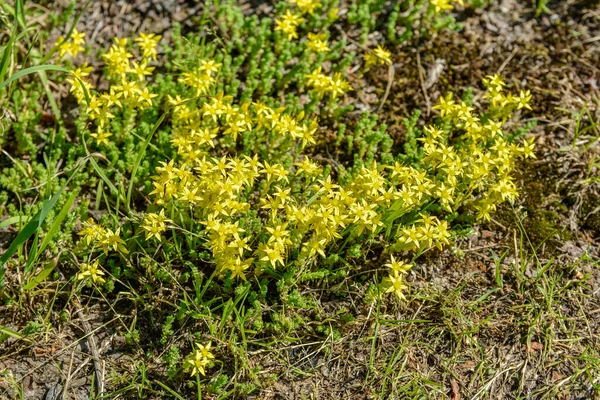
[{"xmin": 0, "ymin": 0, "xmax": 599, "ymax": 399}]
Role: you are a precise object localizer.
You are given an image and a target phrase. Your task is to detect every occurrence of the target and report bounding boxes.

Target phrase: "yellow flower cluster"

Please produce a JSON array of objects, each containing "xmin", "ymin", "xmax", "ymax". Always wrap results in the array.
[
  {"xmin": 430, "ymin": 0, "xmax": 464, "ymax": 14},
  {"xmin": 483, "ymin": 74, "xmax": 533, "ymax": 115},
  {"xmin": 61, "ymin": 33, "xmax": 160, "ymax": 146},
  {"xmin": 428, "ymin": 76, "xmax": 535, "ymax": 221},
  {"xmin": 384, "ymin": 256, "xmax": 411, "ymax": 299},
  {"xmin": 141, "ymin": 210, "xmax": 170, "ymax": 241},
  {"xmin": 364, "ymin": 45, "xmax": 392, "ymax": 69},
  {"xmin": 142, "ymin": 61, "xmax": 533, "ymax": 301},
  {"xmin": 135, "ymin": 32, "xmax": 161, "ymax": 61},
  {"xmin": 63, "ymin": 25, "xmax": 532, "ymax": 303},
  {"xmin": 374, "ymin": 77, "xmax": 534, "ymax": 299},
  {"xmin": 179, "ymin": 59, "xmax": 222, "ymax": 97},
  {"xmin": 274, "ymin": 0, "xmax": 325, "ymax": 41},
  {"xmin": 275, "ymin": 10, "xmax": 305, "ymax": 41},
  {"xmin": 306, "ymin": 33, "xmax": 330, "ymax": 54},
  {"xmin": 77, "ymin": 260, "xmax": 106, "ymax": 284},
  {"xmin": 305, "ymin": 66, "xmax": 351, "ymax": 99},
  {"xmin": 78, "ymin": 218, "xmax": 128, "ymax": 254},
  {"xmin": 183, "ymin": 343, "xmax": 215, "ymax": 377},
  {"xmin": 288, "ymin": 0, "xmax": 323, "ymax": 15},
  {"xmin": 57, "ymin": 28, "xmax": 86, "ymax": 58}
]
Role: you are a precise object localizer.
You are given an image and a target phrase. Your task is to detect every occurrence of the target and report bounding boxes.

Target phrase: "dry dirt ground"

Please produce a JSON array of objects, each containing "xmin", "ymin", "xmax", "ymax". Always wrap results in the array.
[{"xmin": 1, "ymin": 0, "xmax": 599, "ymax": 399}]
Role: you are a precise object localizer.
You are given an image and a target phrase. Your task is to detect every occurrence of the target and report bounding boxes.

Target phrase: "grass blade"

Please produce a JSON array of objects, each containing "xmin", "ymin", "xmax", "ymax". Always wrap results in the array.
[
  {"xmin": 153, "ymin": 380, "xmax": 186, "ymax": 400},
  {"xmin": 0, "ymin": 190, "xmax": 63, "ymax": 289},
  {"xmin": 0, "ymin": 324, "xmax": 26, "ymax": 341},
  {"xmin": 0, "ymin": 215, "xmax": 31, "ymax": 230},
  {"xmin": 23, "ymin": 257, "xmax": 58, "ymax": 291},
  {"xmin": 126, "ymin": 111, "xmax": 167, "ymax": 212},
  {"xmin": 0, "ymin": 12, "xmax": 17, "ymax": 85},
  {"xmin": 0, "ymin": 65, "xmax": 90, "ymax": 106},
  {"xmin": 36, "ymin": 190, "xmax": 77, "ymax": 258},
  {"xmin": 14, "ymin": 0, "xmax": 25, "ymax": 29}
]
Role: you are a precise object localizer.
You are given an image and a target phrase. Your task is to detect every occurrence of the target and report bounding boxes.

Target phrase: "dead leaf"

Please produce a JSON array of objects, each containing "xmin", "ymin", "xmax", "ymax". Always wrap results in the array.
[
  {"xmin": 529, "ymin": 341, "xmax": 544, "ymax": 352},
  {"xmin": 551, "ymin": 371, "xmax": 565, "ymax": 382},
  {"xmin": 451, "ymin": 379, "xmax": 460, "ymax": 400}
]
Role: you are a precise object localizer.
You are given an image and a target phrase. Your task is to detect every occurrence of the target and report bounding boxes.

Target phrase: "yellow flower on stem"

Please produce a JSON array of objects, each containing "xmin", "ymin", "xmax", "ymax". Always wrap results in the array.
[{"xmin": 77, "ymin": 260, "xmax": 106, "ymax": 284}]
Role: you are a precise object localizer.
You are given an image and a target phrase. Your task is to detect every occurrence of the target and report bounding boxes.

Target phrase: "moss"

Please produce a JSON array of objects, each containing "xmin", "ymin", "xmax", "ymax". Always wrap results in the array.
[
  {"xmin": 581, "ymin": 192, "xmax": 600, "ymax": 238},
  {"xmin": 497, "ymin": 160, "xmax": 573, "ymax": 254},
  {"xmin": 528, "ymin": 209, "xmax": 572, "ymax": 242}
]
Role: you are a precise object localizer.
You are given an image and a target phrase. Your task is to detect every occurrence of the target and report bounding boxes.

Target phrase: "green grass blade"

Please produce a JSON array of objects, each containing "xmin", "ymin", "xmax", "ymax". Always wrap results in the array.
[
  {"xmin": 0, "ymin": 15, "xmax": 17, "ymax": 85},
  {"xmin": 89, "ymin": 156, "xmax": 121, "ymax": 201},
  {"xmin": 126, "ymin": 110, "xmax": 167, "ymax": 212},
  {"xmin": 37, "ymin": 69, "xmax": 63, "ymax": 127},
  {"xmin": 36, "ymin": 190, "xmax": 77, "ymax": 259},
  {"xmin": 23, "ymin": 234, "xmax": 39, "ymax": 278},
  {"xmin": 0, "ymin": 324, "xmax": 24, "ymax": 340},
  {"xmin": 0, "ymin": 215, "xmax": 31, "ymax": 230},
  {"xmin": 0, "ymin": 65, "xmax": 90, "ymax": 106},
  {"xmin": 14, "ymin": 0, "xmax": 25, "ymax": 29},
  {"xmin": 23, "ymin": 258, "xmax": 58, "ymax": 291},
  {"xmin": 0, "ymin": 190, "xmax": 63, "ymax": 289},
  {"xmin": 153, "ymin": 380, "xmax": 186, "ymax": 400}
]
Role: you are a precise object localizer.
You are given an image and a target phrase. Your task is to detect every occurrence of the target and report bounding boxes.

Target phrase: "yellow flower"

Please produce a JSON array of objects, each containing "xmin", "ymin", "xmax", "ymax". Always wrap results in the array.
[
  {"xmin": 430, "ymin": 0, "xmax": 454, "ymax": 13},
  {"xmin": 289, "ymin": 0, "xmax": 322, "ymax": 15},
  {"xmin": 141, "ymin": 210, "xmax": 170, "ymax": 241},
  {"xmin": 257, "ymin": 242, "xmax": 285, "ymax": 267},
  {"xmin": 517, "ymin": 90, "xmax": 532, "ymax": 110},
  {"xmin": 57, "ymin": 28, "xmax": 86, "ymax": 57},
  {"xmin": 135, "ymin": 32, "xmax": 161, "ymax": 60},
  {"xmin": 90, "ymin": 127, "xmax": 112, "ymax": 147},
  {"xmin": 77, "ymin": 260, "xmax": 106, "ymax": 284},
  {"xmin": 99, "ymin": 227, "xmax": 128, "ymax": 254},
  {"xmin": 275, "ymin": 10, "xmax": 304, "ymax": 41},
  {"xmin": 260, "ymin": 161, "xmax": 289, "ymax": 183},
  {"xmin": 72, "ymin": 63, "xmax": 93, "ymax": 79},
  {"xmin": 306, "ymin": 33, "xmax": 330, "ymax": 53},
  {"xmin": 128, "ymin": 61, "xmax": 155, "ymax": 81},
  {"xmin": 78, "ymin": 218, "xmax": 105, "ymax": 246},
  {"xmin": 295, "ymin": 157, "xmax": 322, "ymax": 176},
  {"xmin": 374, "ymin": 46, "xmax": 392, "ymax": 64},
  {"xmin": 385, "ymin": 255, "xmax": 412, "ymax": 275},
  {"xmin": 385, "ymin": 272, "xmax": 408, "ymax": 300},
  {"xmin": 483, "ymin": 74, "xmax": 506, "ymax": 92},
  {"xmin": 228, "ymin": 257, "xmax": 253, "ymax": 280},
  {"xmin": 364, "ymin": 45, "xmax": 392, "ymax": 69},
  {"xmin": 183, "ymin": 342, "xmax": 215, "ymax": 377},
  {"xmin": 100, "ymin": 88, "xmax": 123, "ymax": 109},
  {"xmin": 198, "ymin": 59, "xmax": 222, "ymax": 76}
]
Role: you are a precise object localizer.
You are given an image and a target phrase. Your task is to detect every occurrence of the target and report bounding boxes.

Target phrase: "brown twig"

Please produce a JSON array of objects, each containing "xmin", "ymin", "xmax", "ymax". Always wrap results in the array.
[
  {"xmin": 497, "ymin": 47, "xmax": 518, "ymax": 74},
  {"xmin": 416, "ymin": 52, "xmax": 431, "ymax": 116},
  {"xmin": 60, "ymin": 350, "xmax": 76, "ymax": 400},
  {"xmin": 377, "ymin": 62, "xmax": 395, "ymax": 113},
  {"xmin": 73, "ymin": 300, "xmax": 105, "ymax": 397}
]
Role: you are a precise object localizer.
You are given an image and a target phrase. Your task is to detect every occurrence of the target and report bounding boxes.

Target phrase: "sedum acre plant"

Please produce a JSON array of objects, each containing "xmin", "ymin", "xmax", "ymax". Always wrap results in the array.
[
  {"xmin": 65, "ymin": 22, "xmax": 534, "ymax": 303},
  {"xmin": 0, "ymin": 0, "xmax": 534, "ymax": 391}
]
